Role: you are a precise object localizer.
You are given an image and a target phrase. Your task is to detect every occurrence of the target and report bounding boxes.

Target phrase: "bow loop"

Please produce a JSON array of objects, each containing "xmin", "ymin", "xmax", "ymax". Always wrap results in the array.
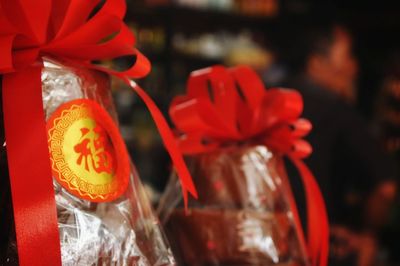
[
  {"xmin": 291, "ymin": 119, "xmax": 312, "ymax": 138},
  {"xmin": 97, "ymin": 0, "xmax": 126, "ymax": 19},
  {"xmin": 229, "ymin": 65, "xmax": 266, "ymax": 108},
  {"xmin": 0, "ymin": 0, "xmax": 43, "ymax": 43},
  {"xmin": 54, "ymin": 0, "xmax": 101, "ymax": 39},
  {"xmin": 170, "ymin": 96, "xmax": 207, "ymax": 133},
  {"xmin": 171, "ymin": 95, "xmax": 238, "ymax": 140},
  {"xmin": 187, "ymin": 66, "xmax": 239, "ymax": 136},
  {"xmin": 262, "ymin": 88, "xmax": 303, "ymax": 123},
  {"xmin": 45, "ymin": 17, "xmax": 128, "ymax": 60},
  {"xmin": 18, "ymin": 0, "xmax": 52, "ymax": 43}
]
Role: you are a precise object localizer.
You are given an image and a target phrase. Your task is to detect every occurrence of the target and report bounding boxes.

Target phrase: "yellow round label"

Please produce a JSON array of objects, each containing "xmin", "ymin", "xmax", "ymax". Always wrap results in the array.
[{"xmin": 47, "ymin": 99, "xmax": 130, "ymax": 202}]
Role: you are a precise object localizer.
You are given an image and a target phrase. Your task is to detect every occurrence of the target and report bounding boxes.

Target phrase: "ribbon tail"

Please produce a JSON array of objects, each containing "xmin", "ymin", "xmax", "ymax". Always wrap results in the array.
[
  {"xmin": 276, "ymin": 158, "xmax": 309, "ymax": 262},
  {"xmin": 126, "ymin": 80, "xmax": 198, "ymax": 208},
  {"xmin": 2, "ymin": 67, "xmax": 61, "ymax": 266},
  {"xmin": 291, "ymin": 157, "xmax": 329, "ymax": 266}
]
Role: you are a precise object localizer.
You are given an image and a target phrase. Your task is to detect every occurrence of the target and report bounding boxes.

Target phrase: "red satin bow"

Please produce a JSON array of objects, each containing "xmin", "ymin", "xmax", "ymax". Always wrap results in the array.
[
  {"xmin": 0, "ymin": 1, "xmax": 197, "ymax": 265},
  {"xmin": 170, "ymin": 65, "xmax": 329, "ymax": 266}
]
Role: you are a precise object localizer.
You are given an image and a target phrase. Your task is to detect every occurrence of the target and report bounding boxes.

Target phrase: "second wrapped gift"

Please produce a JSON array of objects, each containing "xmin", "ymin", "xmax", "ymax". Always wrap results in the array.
[{"xmin": 159, "ymin": 66, "xmax": 329, "ymax": 266}]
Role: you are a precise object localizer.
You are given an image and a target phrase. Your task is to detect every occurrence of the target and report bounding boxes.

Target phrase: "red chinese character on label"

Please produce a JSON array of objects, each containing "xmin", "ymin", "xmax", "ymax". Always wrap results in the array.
[
  {"xmin": 48, "ymin": 99, "xmax": 130, "ymax": 202},
  {"xmin": 74, "ymin": 125, "xmax": 113, "ymax": 174}
]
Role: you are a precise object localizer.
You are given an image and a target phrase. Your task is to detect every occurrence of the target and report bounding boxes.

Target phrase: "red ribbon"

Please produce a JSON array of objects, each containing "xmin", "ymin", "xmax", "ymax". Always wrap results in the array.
[
  {"xmin": 0, "ymin": 1, "xmax": 197, "ymax": 265},
  {"xmin": 170, "ymin": 65, "xmax": 329, "ymax": 266}
]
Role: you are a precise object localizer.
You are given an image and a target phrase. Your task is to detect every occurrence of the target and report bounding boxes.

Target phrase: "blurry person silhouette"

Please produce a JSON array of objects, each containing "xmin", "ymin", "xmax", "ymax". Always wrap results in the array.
[
  {"xmin": 373, "ymin": 51, "xmax": 400, "ymax": 265},
  {"xmin": 284, "ymin": 21, "xmax": 398, "ymax": 266},
  {"xmin": 375, "ymin": 51, "xmax": 400, "ymax": 177}
]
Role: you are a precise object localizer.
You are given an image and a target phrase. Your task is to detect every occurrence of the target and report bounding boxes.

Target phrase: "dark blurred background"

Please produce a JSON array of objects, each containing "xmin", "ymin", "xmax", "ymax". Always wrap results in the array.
[{"xmin": 111, "ymin": 1, "xmax": 400, "ymax": 265}]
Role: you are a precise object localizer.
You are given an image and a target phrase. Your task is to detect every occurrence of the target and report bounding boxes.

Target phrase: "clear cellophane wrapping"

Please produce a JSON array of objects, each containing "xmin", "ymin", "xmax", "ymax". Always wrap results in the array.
[
  {"xmin": 158, "ymin": 145, "xmax": 309, "ymax": 266},
  {"xmin": 0, "ymin": 59, "xmax": 175, "ymax": 266}
]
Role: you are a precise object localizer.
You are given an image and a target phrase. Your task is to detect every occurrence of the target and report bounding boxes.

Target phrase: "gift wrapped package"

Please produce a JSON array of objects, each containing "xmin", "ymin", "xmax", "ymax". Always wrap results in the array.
[
  {"xmin": 0, "ymin": 1, "xmax": 197, "ymax": 265},
  {"xmin": 158, "ymin": 66, "xmax": 329, "ymax": 266},
  {"xmin": 1, "ymin": 59, "xmax": 176, "ymax": 266}
]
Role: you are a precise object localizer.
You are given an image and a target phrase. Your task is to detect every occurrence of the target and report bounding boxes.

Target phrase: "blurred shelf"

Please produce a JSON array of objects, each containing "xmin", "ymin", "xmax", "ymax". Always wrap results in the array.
[
  {"xmin": 137, "ymin": 48, "xmax": 223, "ymax": 64},
  {"xmin": 127, "ymin": 2, "xmax": 273, "ymax": 93},
  {"xmin": 171, "ymin": 51, "xmax": 222, "ymax": 64},
  {"xmin": 128, "ymin": 4, "xmax": 276, "ymax": 32},
  {"xmin": 139, "ymin": 49, "xmax": 167, "ymax": 62}
]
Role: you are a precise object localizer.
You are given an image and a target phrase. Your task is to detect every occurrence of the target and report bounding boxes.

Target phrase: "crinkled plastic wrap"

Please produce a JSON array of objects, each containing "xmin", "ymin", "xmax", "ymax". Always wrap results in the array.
[
  {"xmin": 0, "ymin": 59, "xmax": 175, "ymax": 266},
  {"xmin": 158, "ymin": 146, "xmax": 309, "ymax": 266}
]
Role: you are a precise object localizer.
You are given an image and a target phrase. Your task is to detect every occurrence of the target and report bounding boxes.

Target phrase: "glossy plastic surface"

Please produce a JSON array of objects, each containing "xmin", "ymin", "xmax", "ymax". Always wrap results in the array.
[{"xmin": 159, "ymin": 145, "xmax": 309, "ymax": 266}]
